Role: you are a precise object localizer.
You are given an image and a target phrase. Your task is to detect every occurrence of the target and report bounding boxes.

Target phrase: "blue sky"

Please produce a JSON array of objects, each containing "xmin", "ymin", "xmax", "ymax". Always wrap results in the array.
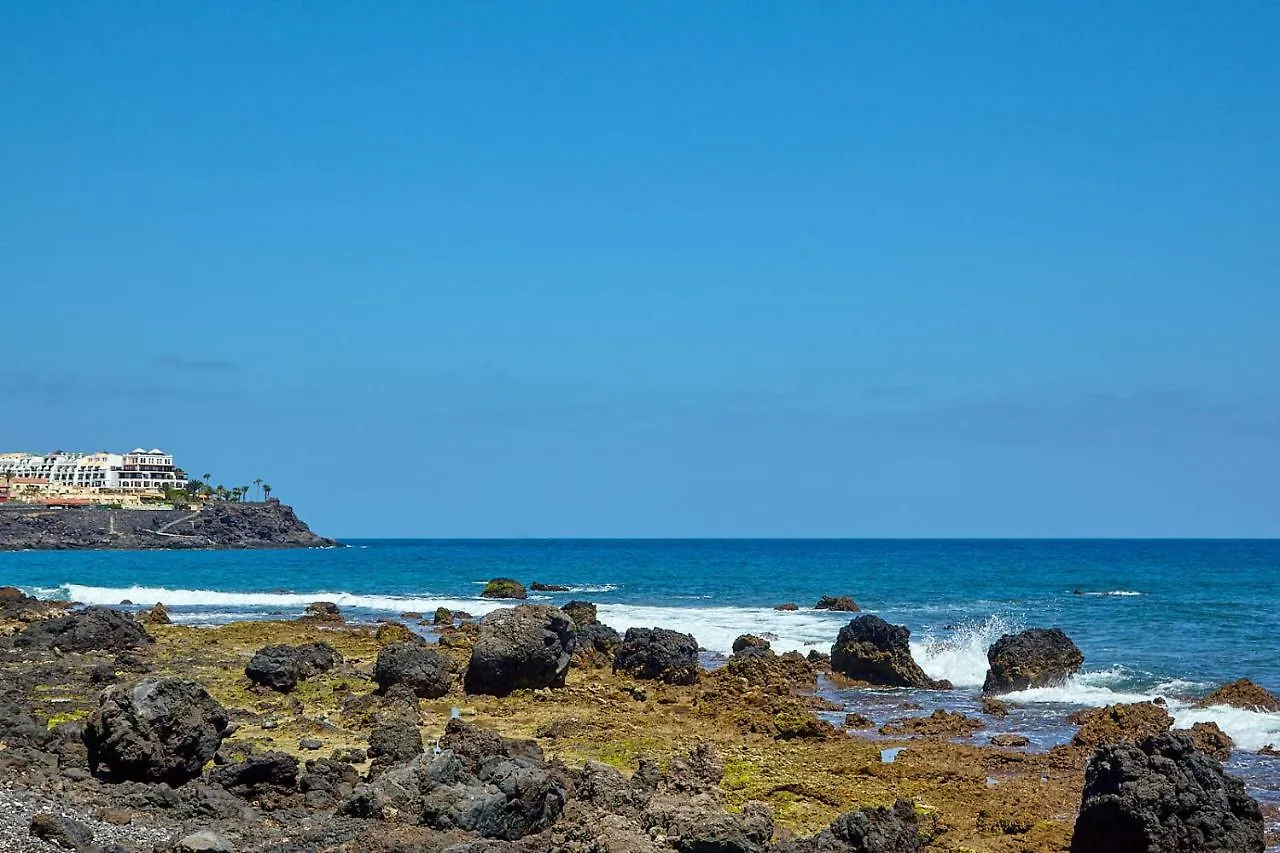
[{"xmin": 2, "ymin": 3, "xmax": 1277, "ymax": 537}]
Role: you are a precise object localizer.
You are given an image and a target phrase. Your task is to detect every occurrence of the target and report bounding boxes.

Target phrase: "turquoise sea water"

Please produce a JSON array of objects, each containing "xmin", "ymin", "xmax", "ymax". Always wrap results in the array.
[{"xmin": 4, "ymin": 538, "xmax": 1279, "ymax": 813}]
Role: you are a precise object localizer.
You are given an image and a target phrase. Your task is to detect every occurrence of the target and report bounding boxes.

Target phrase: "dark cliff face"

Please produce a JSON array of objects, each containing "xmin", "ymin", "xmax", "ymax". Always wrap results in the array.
[{"xmin": 0, "ymin": 502, "xmax": 335, "ymax": 550}]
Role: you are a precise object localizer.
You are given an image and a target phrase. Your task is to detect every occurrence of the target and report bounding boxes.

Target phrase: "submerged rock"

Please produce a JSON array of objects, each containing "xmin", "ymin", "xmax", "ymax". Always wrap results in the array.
[
  {"xmin": 1196, "ymin": 678, "xmax": 1280, "ymax": 712},
  {"xmin": 16, "ymin": 607, "xmax": 153, "ymax": 653},
  {"xmin": 464, "ymin": 604, "xmax": 574, "ymax": 696},
  {"xmin": 481, "ymin": 577, "xmax": 528, "ymax": 599},
  {"xmin": 85, "ymin": 678, "xmax": 229, "ymax": 786},
  {"xmin": 829, "ymin": 615, "xmax": 948, "ymax": 689},
  {"xmin": 613, "ymin": 627, "xmax": 700, "ymax": 685},
  {"xmin": 983, "ymin": 627, "xmax": 1083, "ymax": 695},
  {"xmin": 373, "ymin": 641, "xmax": 453, "ymax": 698},
  {"xmin": 1070, "ymin": 732, "xmax": 1264, "ymax": 853}
]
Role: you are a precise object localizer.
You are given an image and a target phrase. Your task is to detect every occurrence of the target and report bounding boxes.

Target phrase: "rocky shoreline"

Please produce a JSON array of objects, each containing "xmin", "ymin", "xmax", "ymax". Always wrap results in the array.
[
  {"xmin": 0, "ymin": 590, "xmax": 1274, "ymax": 852},
  {"xmin": 0, "ymin": 503, "xmax": 334, "ymax": 551}
]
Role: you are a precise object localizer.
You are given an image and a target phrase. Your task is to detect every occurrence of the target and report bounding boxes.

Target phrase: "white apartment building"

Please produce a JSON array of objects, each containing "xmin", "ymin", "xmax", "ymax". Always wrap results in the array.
[{"xmin": 0, "ymin": 449, "xmax": 187, "ymax": 493}]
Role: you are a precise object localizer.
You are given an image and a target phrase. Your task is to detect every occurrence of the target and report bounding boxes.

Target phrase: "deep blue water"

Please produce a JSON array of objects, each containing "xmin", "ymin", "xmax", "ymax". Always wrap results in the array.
[{"xmin": 4, "ymin": 539, "xmax": 1280, "ymax": 794}]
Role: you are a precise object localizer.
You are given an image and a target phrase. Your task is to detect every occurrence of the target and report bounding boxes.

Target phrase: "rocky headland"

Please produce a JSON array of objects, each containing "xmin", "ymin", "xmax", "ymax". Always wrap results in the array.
[
  {"xmin": 0, "ymin": 590, "xmax": 1273, "ymax": 852},
  {"xmin": 0, "ymin": 503, "xmax": 334, "ymax": 550}
]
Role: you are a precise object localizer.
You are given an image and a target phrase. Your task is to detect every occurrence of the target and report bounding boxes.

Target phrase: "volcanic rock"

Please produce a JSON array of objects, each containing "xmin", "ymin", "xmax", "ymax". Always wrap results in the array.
[
  {"xmin": 991, "ymin": 734, "xmax": 1031, "ymax": 747},
  {"xmin": 773, "ymin": 603, "xmax": 799, "ymax": 611},
  {"xmin": 829, "ymin": 615, "xmax": 948, "ymax": 689},
  {"xmin": 28, "ymin": 813, "xmax": 94, "ymax": 851},
  {"xmin": 814, "ymin": 595, "xmax": 860, "ymax": 612},
  {"xmin": 16, "ymin": 607, "xmax": 153, "ymax": 653},
  {"xmin": 481, "ymin": 578, "xmax": 528, "ymax": 599},
  {"xmin": 1070, "ymin": 732, "xmax": 1263, "ymax": 853},
  {"xmin": 983, "ymin": 627, "xmax": 1083, "ymax": 695},
  {"xmin": 245, "ymin": 642, "xmax": 341, "ymax": 692},
  {"xmin": 561, "ymin": 600, "xmax": 598, "ymax": 626},
  {"xmin": 1070, "ymin": 702, "xmax": 1172, "ymax": 749},
  {"xmin": 613, "ymin": 627, "xmax": 700, "ymax": 685},
  {"xmin": 464, "ymin": 604, "xmax": 575, "ymax": 696},
  {"xmin": 530, "ymin": 582, "xmax": 571, "ymax": 592},
  {"xmin": 85, "ymin": 678, "xmax": 229, "ymax": 786},
  {"xmin": 373, "ymin": 641, "xmax": 453, "ymax": 698},
  {"xmin": 1188, "ymin": 721, "xmax": 1234, "ymax": 761},
  {"xmin": 879, "ymin": 709, "xmax": 983, "ymax": 739},
  {"xmin": 1196, "ymin": 678, "xmax": 1280, "ymax": 712},
  {"xmin": 143, "ymin": 602, "xmax": 172, "ymax": 625}
]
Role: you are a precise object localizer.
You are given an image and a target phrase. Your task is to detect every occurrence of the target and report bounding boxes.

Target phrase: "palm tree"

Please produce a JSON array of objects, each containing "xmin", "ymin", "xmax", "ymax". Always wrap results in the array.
[
  {"xmin": 262, "ymin": 483, "xmax": 272, "ymax": 501},
  {"xmin": 238, "ymin": 486, "xmax": 249, "ymax": 503},
  {"xmin": 202, "ymin": 473, "xmax": 211, "ymax": 484},
  {"xmin": 253, "ymin": 478, "xmax": 264, "ymax": 502}
]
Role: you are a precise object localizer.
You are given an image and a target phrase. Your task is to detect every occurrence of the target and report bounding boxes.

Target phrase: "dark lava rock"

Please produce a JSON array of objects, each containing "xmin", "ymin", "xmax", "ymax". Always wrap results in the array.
[
  {"xmin": 1196, "ymin": 678, "xmax": 1280, "ymax": 712},
  {"xmin": 529, "ymin": 582, "xmax": 570, "ymax": 592},
  {"xmin": 245, "ymin": 642, "xmax": 342, "ymax": 692},
  {"xmin": 815, "ymin": 595, "xmax": 861, "ymax": 612},
  {"xmin": 89, "ymin": 663, "xmax": 119, "ymax": 685},
  {"xmin": 85, "ymin": 678, "xmax": 229, "ymax": 786},
  {"xmin": 299, "ymin": 757, "xmax": 360, "ymax": 808},
  {"xmin": 983, "ymin": 627, "xmax": 1083, "ymax": 695},
  {"xmin": 613, "ymin": 627, "xmax": 700, "ymax": 685},
  {"xmin": 572, "ymin": 621, "xmax": 622, "ymax": 668},
  {"xmin": 829, "ymin": 615, "xmax": 948, "ymax": 689},
  {"xmin": 207, "ymin": 751, "xmax": 299, "ymax": 799},
  {"xmin": 464, "ymin": 604, "xmax": 574, "ymax": 696},
  {"xmin": 373, "ymin": 641, "xmax": 453, "ymax": 698},
  {"xmin": 773, "ymin": 603, "xmax": 799, "ymax": 611},
  {"xmin": 433, "ymin": 607, "xmax": 453, "ymax": 625},
  {"xmin": 561, "ymin": 600, "xmax": 598, "ymax": 626},
  {"xmin": 1070, "ymin": 732, "xmax": 1263, "ymax": 853},
  {"xmin": 29, "ymin": 813, "xmax": 94, "ymax": 851},
  {"xmin": 142, "ymin": 602, "xmax": 172, "ymax": 625},
  {"xmin": 368, "ymin": 720, "xmax": 423, "ymax": 768},
  {"xmin": 303, "ymin": 601, "xmax": 342, "ymax": 622},
  {"xmin": 732, "ymin": 634, "xmax": 772, "ymax": 654},
  {"xmin": 16, "ymin": 607, "xmax": 153, "ymax": 653},
  {"xmin": 777, "ymin": 799, "xmax": 923, "ymax": 853},
  {"xmin": 481, "ymin": 577, "xmax": 528, "ymax": 599}
]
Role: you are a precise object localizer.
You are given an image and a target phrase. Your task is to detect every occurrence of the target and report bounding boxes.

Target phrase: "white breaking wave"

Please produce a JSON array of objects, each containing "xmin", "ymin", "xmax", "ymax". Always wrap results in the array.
[
  {"xmin": 910, "ymin": 615, "xmax": 1017, "ymax": 688},
  {"xmin": 1172, "ymin": 705, "xmax": 1280, "ymax": 753},
  {"xmin": 593, "ymin": 603, "xmax": 849, "ymax": 656},
  {"xmin": 1080, "ymin": 590, "xmax": 1144, "ymax": 597}
]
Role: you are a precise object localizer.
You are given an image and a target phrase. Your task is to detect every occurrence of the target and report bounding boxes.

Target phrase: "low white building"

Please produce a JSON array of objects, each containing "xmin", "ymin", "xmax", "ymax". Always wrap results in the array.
[{"xmin": 0, "ymin": 449, "xmax": 186, "ymax": 493}]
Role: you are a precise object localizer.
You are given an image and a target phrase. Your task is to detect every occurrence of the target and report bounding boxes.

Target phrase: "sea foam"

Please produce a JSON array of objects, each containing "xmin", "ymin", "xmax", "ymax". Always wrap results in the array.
[{"xmin": 910, "ymin": 615, "xmax": 1016, "ymax": 688}]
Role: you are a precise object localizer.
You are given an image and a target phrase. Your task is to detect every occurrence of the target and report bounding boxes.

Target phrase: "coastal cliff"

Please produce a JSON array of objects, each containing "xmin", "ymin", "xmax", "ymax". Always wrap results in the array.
[{"xmin": 0, "ymin": 502, "xmax": 334, "ymax": 550}]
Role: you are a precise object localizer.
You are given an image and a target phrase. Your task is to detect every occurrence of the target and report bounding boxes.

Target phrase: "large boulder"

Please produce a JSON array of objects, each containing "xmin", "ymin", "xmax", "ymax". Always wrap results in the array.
[
  {"xmin": 1070, "ymin": 732, "xmax": 1263, "ymax": 852},
  {"xmin": 373, "ymin": 641, "xmax": 453, "ymax": 698},
  {"xmin": 613, "ymin": 627, "xmax": 700, "ymax": 685},
  {"xmin": 463, "ymin": 605, "xmax": 574, "ymax": 696},
  {"xmin": 481, "ymin": 578, "xmax": 528, "ymax": 600},
  {"xmin": 829, "ymin": 615, "xmax": 948, "ymax": 689},
  {"xmin": 207, "ymin": 751, "xmax": 299, "ymax": 800},
  {"xmin": 561, "ymin": 600, "xmax": 598, "ymax": 626},
  {"xmin": 573, "ymin": 622, "xmax": 622, "ymax": 668},
  {"xmin": 245, "ymin": 642, "xmax": 341, "ymax": 692},
  {"xmin": 85, "ymin": 679, "xmax": 229, "ymax": 786},
  {"xmin": 16, "ymin": 607, "xmax": 153, "ymax": 653},
  {"xmin": 779, "ymin": 799, "xmax": 924, "ymax": 853},
  {"xmin": 983, "ymin": 627, "xmax": 1083, "ymax": 695}
]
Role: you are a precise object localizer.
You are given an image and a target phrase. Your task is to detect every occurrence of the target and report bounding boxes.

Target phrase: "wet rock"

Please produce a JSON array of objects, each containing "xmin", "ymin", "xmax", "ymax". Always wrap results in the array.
[
  {"xmin": 464, "ymin": 604, "xmax": 574, "ymax": 696},
  {"xmin": 481, "ymin": 577, "xmax": 528, "ymax": 599},
  {"xmin": 16, "ymin": 607, "xmax": 153, "ymax": 653},
  {"xmin": 980, "ymin": 696, "xmax": 1010, "ymax": 717},
  {"xmin": 433, "ymin": 607, "xmax": 453, "ymax": 625},
  {"xmin": 562, "ymin": 600, "xmax": 597, "ymax": 625},
  {"xmin": 1196, "ymin": 678, "xmax": 1280, "ymax": 712},
  {"xmin": 29, "ymin": 812, "xmax": 94, "ymax": 850},
  {"xmin": 143, "ymin": 602, "xmax": 172, "ymax": 625},
  {"xmin": 1069, "ymin": 702, "xmax": 1172, "ymax": 749},
  {"xmin": 530, "ymin": 582, "xmax": 570, "ymax": 592},
  {"xmin": 879, "ymin": 710, "xmax": 983, "ymax": 739},
  {"xmin": 373, "ymin": 641, "xmax": 453, "ymax": 698},
  {"xmin": 732, "ymin": 634, "xmax": 772, "ymax": 654},
  {"xmin": 773, "ymin": 603, "xmax": 799, "ymax": 611},
  {"xmin": 844, "ymin": 713, "xmax": 875, "ymax": 729},
  {"xmin": 302, "ymin": 601, "xmax": 342, "ymax": 623},
  {"xmin": 982, "ymin": 627, "xmax": 1083, "ymax": 695},
  {"xmin": 613, "ymin": 627, "xmax": 700, "ymax": 685},
  {"xmin": 1070, "ymin": 732, "xmax": 1264, "ymax": 853},
  {"xmin": 814, "ymin": 595, "xmax": 860, "ymax": 612},
  {"xmin": 991, "ymin": 733, "xmax": 1031, "ymax": 747},
  {"xmin": 85, "ymin": 678, "xmax": 229, "ymax": 786},
  {"xmin": 829, "ymin": 615, "xmax": 948, "ymax": 689},
  {"xmin": 245, "ymin": 642, "xmax": 341, "ymax": 692},
  {"xmin": 207, "ymin": 751, "xmax": 299, "ymax": 799},
  {"xmin": 1189, "ymin": 721, "xmax": 1234, "ymax": 761}
]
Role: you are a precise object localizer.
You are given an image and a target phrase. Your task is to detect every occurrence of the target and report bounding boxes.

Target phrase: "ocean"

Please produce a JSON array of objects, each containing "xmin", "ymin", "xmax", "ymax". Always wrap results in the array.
[{"xmin": 5, "ymin": 538, "xmax": 1279, "ymax": 812}]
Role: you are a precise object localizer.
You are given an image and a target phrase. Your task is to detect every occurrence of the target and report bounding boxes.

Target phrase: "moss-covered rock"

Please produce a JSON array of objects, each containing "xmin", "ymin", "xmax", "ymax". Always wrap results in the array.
[{"xmin": 481, "ymin": 577, "xmax": 528, "ymax": 599}]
